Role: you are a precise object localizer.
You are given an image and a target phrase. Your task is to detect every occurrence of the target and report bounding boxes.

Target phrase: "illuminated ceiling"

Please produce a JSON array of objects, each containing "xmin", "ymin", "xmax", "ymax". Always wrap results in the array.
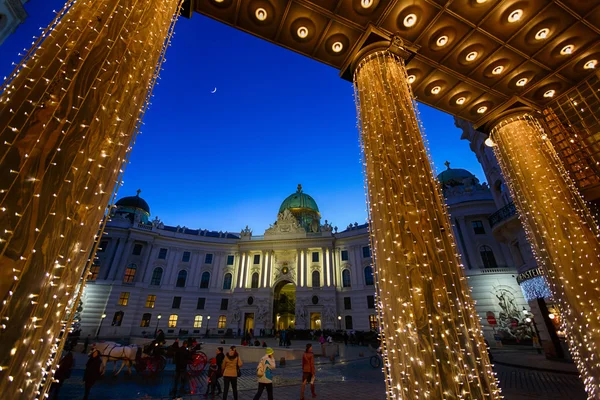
[{"xmin": 188, "ymin": 0, "xmax": 600, "ymax": 128}]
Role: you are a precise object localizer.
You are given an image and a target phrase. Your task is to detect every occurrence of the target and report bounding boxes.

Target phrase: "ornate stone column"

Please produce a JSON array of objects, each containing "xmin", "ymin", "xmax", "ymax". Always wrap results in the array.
[
  {"xmin": 0, "ymin": 1, "xmax": 182, "ymax": 397},
  {"xmin": 353, "ymin": 43, "xmax": 499, "ymax": 399},
  {"xmin": 489, "ymin": 112, "xmax": 600, "ymax": 396}
]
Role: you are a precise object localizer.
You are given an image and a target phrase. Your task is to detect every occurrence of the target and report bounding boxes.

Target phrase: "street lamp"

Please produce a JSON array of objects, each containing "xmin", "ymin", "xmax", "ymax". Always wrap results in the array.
[
  {"xmin": 155, "ymin": 314, "xmax": 162, "ymax": 337},
  {"xmin": 338, "ymin": 315, "xmax": 342, "ymax": 330},
  {"xmin": 206, "ymin": 316, "xmax": 211, "ymax": 338},
  {"xmin": 96, "ymin": 313, "xmax": 106, "ymax": 338}
]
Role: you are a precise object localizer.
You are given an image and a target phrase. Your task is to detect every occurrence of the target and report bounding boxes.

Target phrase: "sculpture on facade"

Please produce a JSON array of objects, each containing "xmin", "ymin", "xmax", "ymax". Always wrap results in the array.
[
  {"xmin": 265, "ymin": 209, "xmax": 306, "ymax": 235},
  {"xmin": 240, "ymin": 225, "xmax": 252, "ymax": 239}
]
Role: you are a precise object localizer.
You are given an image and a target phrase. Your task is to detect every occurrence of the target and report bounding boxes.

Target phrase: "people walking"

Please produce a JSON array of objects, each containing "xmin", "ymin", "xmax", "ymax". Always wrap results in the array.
[
  {"xmin": 253, "ymin": 348, "xmax": 276, "ymax": 400},
  {"xmin": 300, "ymin": 344, "xmax": 316, "ymax": 399},
  {"xmin": 48, "ymin": 349, "xmax": 74, "ymax": 400},
  {"xmin": 83, "ymin": 349, "xmax": 102, "ymax": 400},
  {"xmin": 222, "ymin": 345, "xmax": 242, "ymax": 400},
  {"xmin": 172, "ymin": 340, "xmax": 191, "ymax": 398},
  {"xmin": 205, "ymin": 348, "xmax": 224, "ymax": 396}
]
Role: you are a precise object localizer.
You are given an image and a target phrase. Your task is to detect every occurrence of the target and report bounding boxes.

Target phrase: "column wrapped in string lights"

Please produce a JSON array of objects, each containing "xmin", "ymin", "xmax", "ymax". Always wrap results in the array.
[
  {"xmin": 489, "ymin": 113, "xmax": 600, "ymax": 397},
  {"xmin": 353, "ymin": 43, "xmax": 500, "ymax": 399},
  {"xmin": 0, "ymin": 0, "xmax": 182, "ymax": 397}
]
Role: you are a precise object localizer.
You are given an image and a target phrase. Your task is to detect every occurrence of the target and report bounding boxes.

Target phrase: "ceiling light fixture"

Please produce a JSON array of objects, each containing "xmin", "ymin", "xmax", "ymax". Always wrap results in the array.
[
  {"xmin": 508, "ymin": 9, "xmax": 523, "ymax": 23},
  {"xmin": 466, "ymin": 51, "xmax": 478, "ymax": 62},
  {"xmin": 297, "ymin": 26, "xmax": 309, "ymax": 39},
  {"xmin": 476, "ymin": 0, "xmax": 488, "ymax": 3},
  {"xmin": 516, "ymin": 78, "xmax": 528, "ymax": 87},
  {"xmin": 407, "ymin": 75, "xmax": 416, "ymax": 84},
  {"xmin": 492, "ymin": 66, "xmax": 504, "ymax": 75},
  {"xmin": 456, "ymin": 97, "xmax": 466, "ymax": 105},
  {"xmin": 544, "ymin": 90, "xmax": 556, "ymax": 98},
  {"xmin": 255, "ymin": 8, "xmax": 267, "ymax": 21},
  {"xmin": 560, "ymin": 44, "xmax": 574, "ymax": 55},
  {"xmin": 436, "ymin": 35, "xmax": 449, "ymax": 47},
  {"xmin": 403, "ymin": 14, "xmax": 417, "ymax": 28},
  {"xmin": 431, "ymin": 86, "xmax": 441, "ymax": 95},
  {"xmin": 535, "ymin": 28, "xmax": 549, "ymax": 40},
  {"xmin": 477, "ymin": 106, "xmax": 488, "ymax": 114},
  {"xmin": 484, "ymin": 137, "xmax": 495, "ymax": 147},
  {"xmin": 332, "ymin": 42, "xmax": 344, "ymax": 53},
  {"xmin": 361, "ymin": 0, "xmax": 374, "ymax": 8},
  {"xmin": 584, "ymin": 60, "xmax": 597, "ymax": 70}
]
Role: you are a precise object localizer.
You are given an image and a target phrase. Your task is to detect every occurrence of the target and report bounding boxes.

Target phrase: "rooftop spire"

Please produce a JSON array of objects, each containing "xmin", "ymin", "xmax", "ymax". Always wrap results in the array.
[
  {"xmin": 297, "ymin": 184, "xmax": 303, "ymax": 193},
  {"xmin": 444, "ymin": 161, "xmax": 451, "ymax": 170},
  {"xmin": 136, "ymin": 188, "xmax": 142, "ymax": 197}
]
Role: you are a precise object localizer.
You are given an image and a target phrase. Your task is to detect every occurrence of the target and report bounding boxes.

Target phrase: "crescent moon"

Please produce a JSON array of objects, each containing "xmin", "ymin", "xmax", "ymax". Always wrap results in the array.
[{"xmin": 211, "ymin": 88, "xmax": 217, "ymax": 94}]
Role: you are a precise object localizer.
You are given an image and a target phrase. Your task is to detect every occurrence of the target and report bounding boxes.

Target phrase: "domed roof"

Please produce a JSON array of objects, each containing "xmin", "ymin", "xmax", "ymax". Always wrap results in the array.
[
  {"xmin": 437, "ymin": 161, "xmax": 476, "ymax": 187},
  {"xmin": 279, "ymin": 184, "xmax": 320, "ymax": 214},
  {"xmin": 115, "ymin": 190, "xmax": 150, "ymax": 214}
]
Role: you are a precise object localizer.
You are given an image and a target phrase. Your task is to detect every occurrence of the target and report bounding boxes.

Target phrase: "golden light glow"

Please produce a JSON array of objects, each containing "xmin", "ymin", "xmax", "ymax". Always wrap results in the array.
[
  {"xmin": 544, "ymin": 90, "xmax": 556, "ymax": 98},
  {"xmin": 485, "ymin": 137, "xmax": 495, "ymax": 147},
  {"xmin": 477, "ymin": 106, "xmax": 488, "ymax": 114},
  {"xmin": 560, "ymin": 44, "xmax": 574, "ymax": 55},
  {"xmin": 535, "ymin": 28, "xmax": 549, "ymax": 40},
  {"xmin": 492, "ymin": 65, "xmax": 504, "ymax": 75},
  {"xmin": 456, "ymin": 97, "xmax": 466, "ymax": 105},
  {"xmin": 584, "ymin": 60, "xmax": 597, "ymax": 69},
  {"xmin": 508, "ymin": 9, "xmax": 523, "ymax": 23},
  {"xmin": 403, "ymin": 14, "xmax": 417, "ymax": 28},
  {"xmin": 466, "ymin": 51, "xmax": 478, "ymax": 62},
  {"xmin": 436, "ymin": 35, "xmax": 449, "ymax": 47},
  {"xmin": 490, "ymin": 114, "xmax": 600, "ymax": 397},
  {"xmin": 516, "ymin": 77, "xmax": 528, "ymax": 87},
  {"xmin": 476, "ymin": 0, "xmax": 488, "ymax": 3},
  {"xmin": 407, "ymin": 75, "xmax": 416, "ymax": 84},
  {"xmin": 297, "ymin": 26, "xmax": 309, "ymax": 39},
  {"xmin": 361, "ymin": 0, "xmax": 374, "ymax": 8},
  {"xmin": 255, "ymin": 7, "xmax": 268, "ymax": 21},
  {"xmin": 354, "ymin": 49, "xmax": 500, "ymax": 400},
  {"xmin": 431, "ymin": 86, "xmax": 441, "ymax": 94},
  {"xmin": 548, "ymin": 313, "xmax": 556, "ymax": 320},
  {"xmin": 332, "ymin": 41, "xmax": 344, "ymax": 53}
]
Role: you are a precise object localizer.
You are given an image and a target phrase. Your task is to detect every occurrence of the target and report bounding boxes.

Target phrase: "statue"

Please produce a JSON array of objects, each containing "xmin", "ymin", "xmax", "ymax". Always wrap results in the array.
[
  {"xmin": 323, "ymin": 306, "xmax": 336, "ymax": 324},
  {"xmin": 240, "ymin": 225, "xmax": 252, "ymax": 239}
]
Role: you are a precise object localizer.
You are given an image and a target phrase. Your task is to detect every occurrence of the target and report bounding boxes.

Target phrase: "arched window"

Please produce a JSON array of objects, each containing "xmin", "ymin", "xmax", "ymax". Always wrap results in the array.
[
  {"xmin": 200, "ymin": 272, "xmax": 210, "ymax": 288},
  {"xmin": 312, "ymin": 270, "xmax": 321, "ymax": 288},
  {"xmin": 251, "ymin": 272, "xmax": 259, "ymax": 289},
  {"xmin": 123, "ymin": 264, "xmax": 136, "ymax": 283},
  {"xmin": 150, "ymin": 267, "xmax": 163, "ymax": 286},
  {"xmin": 364, "ymin": 265, "xmax": 374, "ymax": 286},
  {"xmin": 223, "ymin": 273, "xmax": 233, "ymax": 290},
  {"xmin": 342, "ymin": 269, "xmax": 351, "ymax": 288},
  {"xmin": 112, "ymin": 311, "xmax": 124, "ymax": 326},
  {"xmin": 480, "ymin": 246, "xmax": 498, "ymax": 269},
  {"xmin": 176, "ymin": 270, "xmax": 187, "ymax": 288},
  {"xmin": 345, "ymin": 315, "xmax": 353, "ymax": 330}
]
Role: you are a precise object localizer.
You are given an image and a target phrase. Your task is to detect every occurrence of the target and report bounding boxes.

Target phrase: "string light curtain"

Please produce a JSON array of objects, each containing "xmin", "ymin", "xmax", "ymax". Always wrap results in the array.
[
  {"xmin": 354, "ymin": 50, "xmax": 500, "ymax": 399},
  {"xmin": 490, "ymin": 114, "xmax": 600, "ymax": 397},
  {"xmin": 0, "ymin": 0, "xmax": 182, "ymax": 398}
]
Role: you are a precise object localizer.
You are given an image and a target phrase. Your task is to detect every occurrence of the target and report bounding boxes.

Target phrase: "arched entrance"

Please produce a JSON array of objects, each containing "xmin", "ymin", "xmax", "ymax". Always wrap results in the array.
[{"xmin": 273, "ymin": 280, "xmax": 296, "ymax": 330}]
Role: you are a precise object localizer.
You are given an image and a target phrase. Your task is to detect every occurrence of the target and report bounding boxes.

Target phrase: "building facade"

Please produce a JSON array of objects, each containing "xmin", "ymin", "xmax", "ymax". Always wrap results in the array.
[{"xmin": 0, "ymin": 0, "xmax": 28, "ymax": 45}]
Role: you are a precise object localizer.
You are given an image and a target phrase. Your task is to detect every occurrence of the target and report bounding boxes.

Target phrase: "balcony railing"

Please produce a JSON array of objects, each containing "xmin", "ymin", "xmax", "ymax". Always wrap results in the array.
[{"xmin": 488, "ymin": 202, "xmax": 517, "ymax": 228}]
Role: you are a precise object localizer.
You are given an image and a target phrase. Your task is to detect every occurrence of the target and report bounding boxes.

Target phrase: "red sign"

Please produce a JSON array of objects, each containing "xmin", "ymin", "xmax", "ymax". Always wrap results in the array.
[{"xmin": 487, "ymin": 316, "xmax": 497, "ymax": 326}]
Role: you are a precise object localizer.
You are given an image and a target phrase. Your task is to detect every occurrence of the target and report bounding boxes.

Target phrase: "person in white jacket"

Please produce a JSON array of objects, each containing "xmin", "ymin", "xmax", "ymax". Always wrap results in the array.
[{"xmin": 253, "ymin": 347, "xmax": 276, "ymax": 400}]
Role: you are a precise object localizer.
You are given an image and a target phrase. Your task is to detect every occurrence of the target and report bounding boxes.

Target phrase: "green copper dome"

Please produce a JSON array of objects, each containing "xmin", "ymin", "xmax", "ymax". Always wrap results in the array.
[
  {"xmin": 437, "ymin": 161, "xmax": 476, "ymax": 187},
  {"xmin": 279, "ymin": 184, "xmax": 320, "ymax": 214}
]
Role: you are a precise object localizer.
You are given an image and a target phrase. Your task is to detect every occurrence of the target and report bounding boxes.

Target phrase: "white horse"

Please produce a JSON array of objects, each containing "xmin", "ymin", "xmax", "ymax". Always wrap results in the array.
[{"xmin": 93, "ymin": 342, "xmax": 138, "ymax": 376}]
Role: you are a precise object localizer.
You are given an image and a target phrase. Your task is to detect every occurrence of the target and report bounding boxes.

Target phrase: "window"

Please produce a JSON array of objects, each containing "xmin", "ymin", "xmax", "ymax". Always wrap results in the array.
[
  {"xmin": 132, "ymin": 243, "xmax": 143, "ymax": 256},
  {"xmin": 312, "ymin": 270, "xmax": 321, "ymax": 288},
  {"xmin": 480, "ymin": 246, "xmax": 498, "ymax": 269},
  {"xmin": 344, "ymin": 297, "xmax": 352, "ymax": 310},
  {"xmin": 223, "ymin": 273, "xmax": 232, "ymax": 290},
  {"xmin": 345, "ymin": 315, "xmax": 353, "ymax": 330},
  {"xmin": 168, "ymin": 314, "xmax": 178, "ymax": 328},
  {"xmin": 200, "ymin": 272, "xmax": 210, "ymax": 288},
  {"xmin": 172, "ymin": 296, "xmax": 181, "ymax": 309},
  {"xmin": 369, "ymin": 314, "xmax": 378, "ymax": 331},
  {"xmin": 341, "ymin": 250, "xmax": 349, "ymax": 261},
  {"xmin": 197, "ymin": 297, "xmax": 205, "ymax": 310},
  {"xmin": 362, "ymin": 246, "xmax": 371, "ymax": 258},
  {"xmin": 89, "ymin": 263, "xmax": 100, "ymax": 281},
  {"xmin": 194, "ymin": 315, "xmax": 203, "ymax": 328},
  {"xmin": 205, "ymin": 253, "xmax": 213, "ymax": 264},
  {"xmin": 150, "ymin": 267, "xmax": 163, "ymax": 286},
  {"xmin": 364, "ymin": 266, "xmax": 374, "ymax": 286},
  {"xmin": 182, "ymin": 251, "xmax": 191, "ymax": 262},
  {"xmin": 99, "ymin": 240, "xmax": 108, "ymax": 252},
  {"xmin": 158, "ymin": 248, "xmax": 168, "ymax": 259},
  {"xmin": 253, "ymin": 254, "xmax": 261, "ymax": 264},
  {"xmin": 512, "ymin": 241, "xmax": 525, "ymax": 266},
  {"xmin": 472, "ymin": 220, "xmax": 485, "ymax": 235},
  {"xmin": 140, "ymin": 313, "xmax": 151, "ymax": 327},
  {"xmin": 367, "ymin": 295, "xmax": 375, "ymax": 309},
  {"xmin": 218, "ymin": 315, "xmax": 227, "ymax": 329},
  {"xmin": 251, "ymin": 272, "xmax": 259, "ymax": 289},
  {"xmin": 123, "ymin": 264, "xmax": 136, "ymax": 283},
  {"xmin": 312, "ymin": 252, "xmax": 319, "ymax": 262},
  {"xmin": 118, "ymin": 292, "xmax": 130, "ymax": 306},
  {"xmin": 227, "ymin": 255, "xmax": 235, "ymax": 265},
  {"xmin": 145, "ymin": 295, "xmax": 156, "ymax": 308},
  {"xmin": 220, "ymin": 299, "xmax": 229, "ymax": 310},
  {"xmin": 342, "ymin": 269, "xmax": 351, "ymax": 288},
  {"xmin": 112, "ymin": 311, "xmax": 124, "ymax": 326},
  {"xmin": 176, "ymin": 270, "xmax": 187, "ymax": 288}
]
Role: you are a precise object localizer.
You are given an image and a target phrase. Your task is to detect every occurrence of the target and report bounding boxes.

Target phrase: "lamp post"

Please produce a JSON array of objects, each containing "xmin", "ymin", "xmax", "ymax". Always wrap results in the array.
[
  {"xmin": 338, "ymin": 315, "xmax": 342, "ymax": 331},
  {"xmin": 155, "ymin": 314, "xmax": 162, "ymax": 337},
  {"xmin": 206, "ymin": 316, "xmax": 211, "ymax": 338},
  {"xmin": 522, "ymin": 307, "xmax": 542, "ymax": 354},
  {"xmin": 96, "ymin": 313, "xmax": 107, "ymax": 338}
]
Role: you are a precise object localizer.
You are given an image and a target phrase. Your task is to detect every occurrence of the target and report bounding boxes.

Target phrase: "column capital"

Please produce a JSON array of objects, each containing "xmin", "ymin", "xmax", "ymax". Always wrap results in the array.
[{"xmin": 476, "ymin": 102, "xmax": 540, "ymax": 134}]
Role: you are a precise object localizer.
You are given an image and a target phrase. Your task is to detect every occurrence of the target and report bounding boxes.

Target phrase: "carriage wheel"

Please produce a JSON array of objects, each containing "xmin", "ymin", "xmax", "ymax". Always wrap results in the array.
[{"xmin": 187, "ymin": 352, "xmax": 208, "ymax": 375}]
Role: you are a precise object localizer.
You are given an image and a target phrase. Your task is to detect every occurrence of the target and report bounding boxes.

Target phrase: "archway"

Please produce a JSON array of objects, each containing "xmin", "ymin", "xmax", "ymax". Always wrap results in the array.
[{"xmin": 273, "ymin": 280, "xmax": 295, "ymax": 331}]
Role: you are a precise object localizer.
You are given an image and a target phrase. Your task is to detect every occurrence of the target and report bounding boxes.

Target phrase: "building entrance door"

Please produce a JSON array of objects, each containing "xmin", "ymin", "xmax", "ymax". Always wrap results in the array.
[
  {"xmin": 310, "ymin": 313, "xmax": 321, "ymax": 330},
  {"xmin": 273, "ymin": 280, "xmax": 296, "ymax": 330},
  {"xmin": 244, "ymin": 313, "xmax": 254, "ymax": 335}
]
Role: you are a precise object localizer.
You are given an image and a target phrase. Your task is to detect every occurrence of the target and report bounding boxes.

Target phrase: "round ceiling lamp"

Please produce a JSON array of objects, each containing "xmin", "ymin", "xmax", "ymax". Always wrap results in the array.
[
  {"xmin": 492, "ymin": 65, "xmax": 504, "ymax": 75},
  {"xmin": 476, "ymin": 0, "xmax": 488, "ymax": 3},
  {"xmin": 361, "ymin": 0, "xmax": 374, "ymax": 8},
  {"xmin": 431, "ymin": 86, "xmax": 441, "ymax": 95},
  {"xmin": 584, "ymin": 60, "xmax": 597, "ymax": 70},
  {"xmin": 516, "ymin": 78, "xmax": 528, "ymax": 87},
  {"xmin": 297, "ymin": 26, "xmax": 309, "ymax": 39},
  {"xmin": 535, "ymin": 28, "xmax": 549, "ymax": 40},
  {"xmin": 456, "ymin": 97, "xmax": 466, "ymax": 105},
  {"xmin": 403, "ymin": 14, "xmax": 417, "ymax": 28},
  {"xmin": 508, "ymin": 9, "xmax": 523, "ymax": 23},
  {"xmin": 544, "ymin": 89, "xmax": 556, "ymax": 98},
  {"xmin": 332, "ymin": 42, "xmax": 344, "ymax": 53},
  {"xmin": 436, "ymin": 35, "xmax": 449, "ymax": 47},
  {"xmin": 560, "ymin": 44, "xmax": 574, "ymax": 55},
  {"xmin": 477, "ymin": 106, "xmax": 488, "ymax": 114},
  {"xmin": 407, "ymin": 75, "xmax": 416, "ymax": 84},
  {"xmin": 466, "ymin": 51, "xmax": 478, "ymax": 62},
  {"xmin": 255, "ymin": 7, "xmax": 267, "ymax": 21}
]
